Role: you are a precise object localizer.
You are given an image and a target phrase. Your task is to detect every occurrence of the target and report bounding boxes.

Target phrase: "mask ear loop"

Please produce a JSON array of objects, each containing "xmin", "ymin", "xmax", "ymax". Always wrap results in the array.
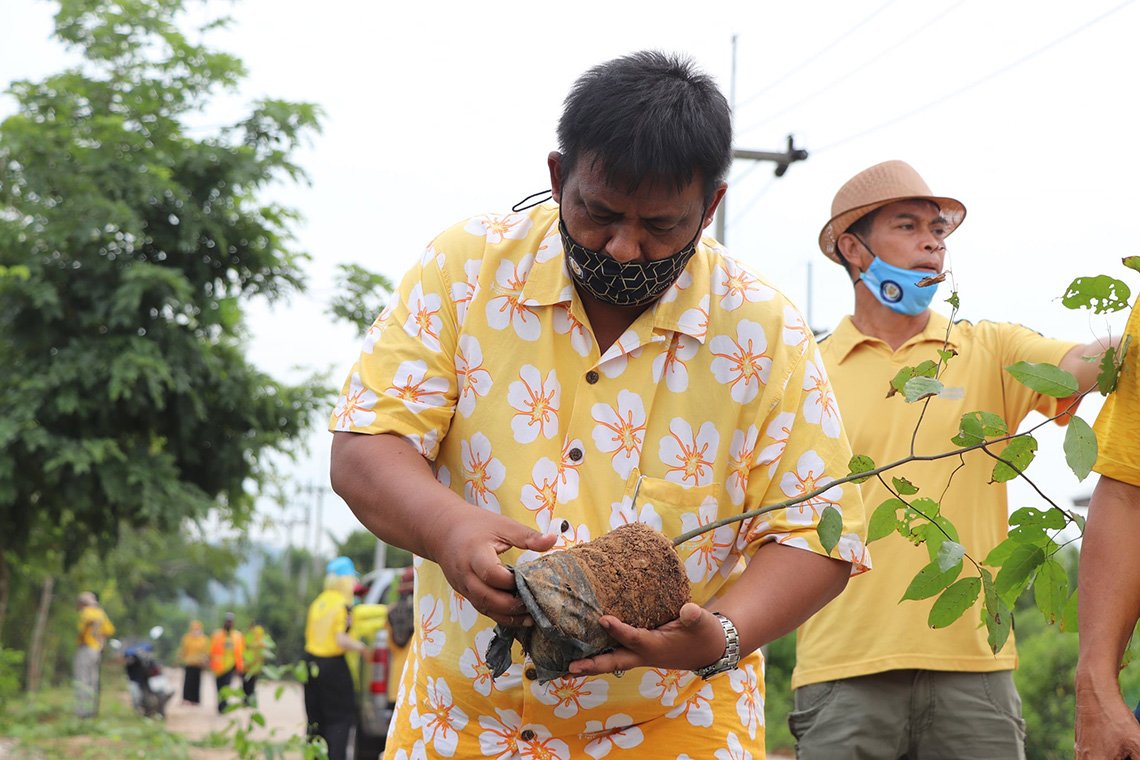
[
  {"xmin": 512, "ymin": 189, "xmax": 553, "ymax": 212},
  {"xmin": 849, "ymin": 232, "xmax": 876, "ymax": 289}
]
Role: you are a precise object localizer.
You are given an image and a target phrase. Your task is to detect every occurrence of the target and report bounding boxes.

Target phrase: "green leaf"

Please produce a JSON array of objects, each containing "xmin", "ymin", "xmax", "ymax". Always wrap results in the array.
[
  {"xmin": 887, "ymin": 360, "xmax": 939, "ymax": 398},
  {"xmin": 903, "ymin": 376, "xmax": 944, "ymax": 403},
  {"xmin": 1098, "ymin": 335, "xmax": 1130, "ymax": 395},
  {"xmin": 251, "ymin": 711, "xmax": 267, "ymax": 727},
  {"xmin": 981, "ymin": 569, "xmax": 1012, "ymax": 653},
  {"xmin": 946, "ymin": 291, "xmax": 960, "ymax": 309},
  {"xmin": 936, "ymin": 540, "xmax": 965, "ymax": 572},
  {"xmin": 1124, "ymin": 256, "xmax": 1140, "ymax": 274},
  {"xmin": 1033, "ymin": 559, "xmax": 1069, "ymax": 625},
  {"xmin": 817, "ymin": 506, "xmax": 842, "ymax": 554},
  {"xmin": 994, "ymin": 543, "xmax": 1046, "ymax": 607},
  {"xmin": 1009, "ymin": 506, "xmax": 1067, "ymax": 531},
  {"xmin": 1061, "ymin": 274, "xmax": 1132, "ymax": 314},
  {"xmin": 951, "ymin": 410, "xmax": 1009, "ymax": 447},
  {"xmin": 892, "ymin": 476, "xmax": 919, "ymax": 496},
  {"xmin": 929, "ymin": 577, "xmax": 982, "ymax": 629},
  {"xmin": 1063, "ymin": 415, "xmax": 1098, "ymax": 481},
  {"xmin": 275, "ymin": 685, "xmax": 285, "ymax": 700},
  {"xmin": 901, "ymin": 560, "xmax": 962, "ymax": 602},
  {"xmin": 1005, "ymin": 361, "xmax": 1079, "ymax": 398},
  {"xmin": 938, "ymin": 348, "xmax": 958, "ymax": 363},
  {"xmin": 991, "ymin": 436, "xmax": 1038, "ymax": 483},
  {"xmin": 1060, "ymin": 590, "xmax": 1080, "ymax": 633},
  {"xmin": 867, "ymin": 498, "xmax": 905, "ymax": 543},
  {"xmin": 847, "ymin": 454, "xmax": 875, "ymax": 484}
]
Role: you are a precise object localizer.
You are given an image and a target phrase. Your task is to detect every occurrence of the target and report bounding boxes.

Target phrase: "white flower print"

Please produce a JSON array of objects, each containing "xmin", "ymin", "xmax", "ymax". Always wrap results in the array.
[
  {"xmin": 666, "ymin": 680, "xmax": 715, "ymax": 727},
  {"xmin": 679, "ymin": 496, "xmax": 735, "ymax": 583},
  {"xmin": 714, "ymin": 732, "xmax": 753, "ymax": 760},
  {"xmin": 677, "ymin": 294, "xmax": 711, "ymax": 341},
  {"xmin": 508, "ymin": 365, "xmax": 560, "ymax": 444},
  {"xmin": 659, "ymin": 419, "xmax": 719, "ymax": 488},
  {"xmin": 728, "ymin": 663, "xmax": 763, "ymax": 740},
  {"xmin": 583, "ymin": 714, "xmax": 644, "ymax": 758},
  {"xmin": 535, "ymin": 226, "xmax": 562, "ymax": 263},
  {"xmin": 459, "ymin": 628, "xmax": 497, "ymax": 697},
  {"xmin": 783, "ymin": 304, "xmax": 811, "ymax": 349},
  {"xmin": 609, "ymin": 494, "xmax": 662, "ymax": 532},
  {"xmin": 599, "ymin": 331, "xmax": 643, "ymax": 377},
  {"xmin": 556, "ymin": 439, "xmax": 582, "ymax": 504},
  {"xmin": 456, "ymin": 335, "xmax": 493, "ymax": 418},
  {"xmin": 652, "ymin": 333, "xmax": 699, "ymax": 393},
  {"xmin": 659, "ymin": 267, "xmax": 694, "ymax": 304},
  {"xmin": 451, "ymin": 258, "xmax": 481, "ymax": 328},
  {"xmin": 420, "ymin": 676, "xmax": 468, "ymax": 757},
  {"xmin": 710, "ymin": 319, "xmax": 772, "ymax": 404},
  {"xmin": 461, "ymin": 432, "xmax": 506, "ymax": 513},
  {"xmin": 331, "ymin": 372, "xmax": 378, "ymax": 431},
  {"xmin": 727, "ymin": 426, "xmax": 760, "ymax": 506},
  {"xmin": 403, "ymin": 282, "xmax": 444, "ymax": 352},
  {"xmin": 418, "ymin": 595, "xmax": 446, "ymax": 658},
  {"xmin": 756, "ymin": 412, "xmax": 795, "ymax": 477},
  {"xmin": 522, "ymin": 457, "xmax": 560, "ymax": 532},
  {"xmin": 638, "ymin": 667, "xmax": 696, "ymax": 707},
  {"xmin": 714, "ymin": 257, "xmax": 774, "ymax": 310},
  {"xmin": 392, "ymin": 740, "xmax": 428, "ymax": 760},
  {"xmin": 780, "ymin": 450, "xmax": 843, "ymax": 525},
  {"xmin": 361, "ymin": 301, "xmax": 394, "ymax": 355},
  {"xmin": 518, "ymin": 725, "xmax": 570, "ymax": 760},
  {"xmin": 464, "ymin": 213, "xmax": 533, "ymax": 244},
  {"xmin": 449, "ymin": 588, "xmax": 478, "ymax": 632},
  {"xmin": 403, "ymin": 430, "xmax": 441, "ymax": 460},
  {"xmin": 591, "ymin": 390, "xmax": 646, "ymax": 479},
  {"xmin": 478, "ymin": 708, "xmax": 521, "ymax": 759},
  {"xmin": 836, "ymin": 532, "xmax": 872, "ymax": 572},
  {"xmin": 532, "ymin": 674, "xmax": 609, "ymax": 719},
  {"xmin": 486, "ymin": 257, "xmax": 541, "ymax": 341},
  {"xmin": 386, "ymin": 360, "xmax": 450, "ymax": 413},
  {"xmin": 803, "ymin": 349, "xmax": 842, "ymax": 439},
  {"xmin": 553, "ymin": 304, "xmax": 591, "ymax": 357}
]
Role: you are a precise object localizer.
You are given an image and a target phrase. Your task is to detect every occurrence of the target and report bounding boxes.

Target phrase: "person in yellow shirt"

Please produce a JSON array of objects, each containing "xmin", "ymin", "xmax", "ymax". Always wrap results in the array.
[
  {"xmin": 242, "ymin": 622, "xmax": 267, "ymax": 707},
  {"xmin": 792, "ymin": 160, "xmax": 1113, "ymax": 758},
  {"xmin": 177, "ymin": 619, "xmax": 209, "ymax": 706},
  {"xmin": 1075, "ymin": 299, "xmax": 1140, "ymax": 759},
  {"xmin": 329, "ymin": 51, "xmax": 869, "ymax": 759},
  {"xmin": 303, "ymin": 556, "xmax": 365, "ymax": 760},
  {"xmin": 74, "ymin": 590, "xmax": 114, "ymax": 718},
  {"xmin": 209, "ymin": 612, "xmax": 244, "ymax": 714}
]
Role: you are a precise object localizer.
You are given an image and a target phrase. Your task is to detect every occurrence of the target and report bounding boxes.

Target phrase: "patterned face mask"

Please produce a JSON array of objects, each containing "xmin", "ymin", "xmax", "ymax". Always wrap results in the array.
[{"xmin": 559, "ymin": 219, "xmax": 703, "ymax": 308}]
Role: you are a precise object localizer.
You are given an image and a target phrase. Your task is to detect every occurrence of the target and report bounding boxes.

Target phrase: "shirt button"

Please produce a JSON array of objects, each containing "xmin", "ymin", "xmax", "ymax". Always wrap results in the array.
[
  {"xmin": 521, "ymin": 729, "xmax": 536, "ymax": 741},
  {"xmin": 568, "ymin": 447, "xmax": 583, "ymax": 462},
  {"xmin": 525, "ymin": 667, "xmax": 538, "ymax": 681},
  {"xmin": 585, "ymin": 370, "xmax": 600, "ymax": 384}
]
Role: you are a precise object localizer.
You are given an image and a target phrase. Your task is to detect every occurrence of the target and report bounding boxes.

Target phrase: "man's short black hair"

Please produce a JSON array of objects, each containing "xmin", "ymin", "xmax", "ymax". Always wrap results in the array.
[{"xmin": 557, "ymin": 51, "xmax": 732, "ymax": 204}]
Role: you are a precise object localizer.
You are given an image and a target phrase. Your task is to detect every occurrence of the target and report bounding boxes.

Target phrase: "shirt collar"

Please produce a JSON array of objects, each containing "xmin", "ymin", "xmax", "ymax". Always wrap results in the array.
[
  {"xmin": 826, "ymin": 310, "xmax": 959, "ymax": 364},
  {"xmin": 519, "ymin": 204, "xmax": 714, "ymax": 344}
]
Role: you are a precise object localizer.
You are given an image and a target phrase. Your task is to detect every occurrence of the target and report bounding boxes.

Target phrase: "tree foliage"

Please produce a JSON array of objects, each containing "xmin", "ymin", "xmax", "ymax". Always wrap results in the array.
[{"xmin": 0, "ymin": 0, "xmax": 328, "ymax": 567}]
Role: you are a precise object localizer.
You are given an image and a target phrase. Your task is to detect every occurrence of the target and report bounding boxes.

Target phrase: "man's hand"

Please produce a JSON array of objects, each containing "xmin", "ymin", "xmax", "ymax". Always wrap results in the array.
[
  {"xmin": 423, "ymin": 507, "xmax": 557, "ymax": 627},
  {"xmin": 1075, "ymin": 677, "xmax": 1140, "ymax": 759},
  {"xmin": 565, "ymin": 602, "xmax": 726, "ymax": 676}
]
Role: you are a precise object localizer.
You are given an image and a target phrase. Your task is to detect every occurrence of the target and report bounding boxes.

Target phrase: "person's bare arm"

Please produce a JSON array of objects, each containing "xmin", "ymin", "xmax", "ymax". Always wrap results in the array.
[
  {"xmin": 330, "ymin": 431, "xmax": 556, "ymax": 626},
  {"xmin": 1075, "ymin": 475, "xmax": 1140, "ymax": 759},
  {"xmin": 1060, "ymin": 337, "xmax": 1121, "ymax": 391},
  {"xmin": 569, "ymin": 542, "xmax": 851, "ymax": 675}
]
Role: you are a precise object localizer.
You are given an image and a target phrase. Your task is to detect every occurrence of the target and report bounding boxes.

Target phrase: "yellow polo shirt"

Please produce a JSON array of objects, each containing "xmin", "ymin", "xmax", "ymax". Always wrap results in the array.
[
  {"xmin": 77, "ymin": 606, "xmax": 114, "ymax": 651},
  {"xmin": 793, "ymin": 313, "xmax": 1076, "ymax": 688},
  {"xmin": 1093, "ymin": 302, "xmax": 1140, "ymax": 486},
  {"xmin": 305, "ymin": 590, "xmax": 351, "ymax": 658},
  {"xmin": 331, "ymin": 202, "xmax": 868, "ymax": 756}
]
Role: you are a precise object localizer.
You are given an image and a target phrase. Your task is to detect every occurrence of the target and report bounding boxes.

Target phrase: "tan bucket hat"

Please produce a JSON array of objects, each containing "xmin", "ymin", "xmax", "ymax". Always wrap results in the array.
[{"xmin": 818, "ymin": 160, "xmax": 966, "ymax": 263}]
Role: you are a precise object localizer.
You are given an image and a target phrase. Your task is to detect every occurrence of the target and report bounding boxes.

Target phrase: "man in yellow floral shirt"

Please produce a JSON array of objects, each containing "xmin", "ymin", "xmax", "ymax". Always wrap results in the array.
[{"xmin": 330, "ymin": 51, "xmax": 869, "ymax": 759}]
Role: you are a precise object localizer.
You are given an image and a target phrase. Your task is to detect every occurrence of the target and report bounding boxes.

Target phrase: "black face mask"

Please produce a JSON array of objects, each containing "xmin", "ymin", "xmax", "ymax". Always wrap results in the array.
[{"xmin": 559, "ymin": 219, "xmax": 703, "ymax": 308}]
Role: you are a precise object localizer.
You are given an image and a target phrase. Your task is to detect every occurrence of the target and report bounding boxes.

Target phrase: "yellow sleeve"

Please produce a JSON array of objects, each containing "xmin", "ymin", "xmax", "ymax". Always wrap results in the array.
[{"xmin": 1094, "ymin": 303, "xmax": 1140, "ymax": 485}]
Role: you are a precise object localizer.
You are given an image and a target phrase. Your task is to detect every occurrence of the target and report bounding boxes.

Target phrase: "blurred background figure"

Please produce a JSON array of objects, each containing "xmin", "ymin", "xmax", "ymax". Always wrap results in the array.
[
  {"xmin": 177, "ymin": 619, "xmax": 209, "ymax": 706},
  {"xmin": 243, "ymin": 621, "xmax": 268, "ymax": 707},
  {"xmin": 209, "ymin": 611, "xmax": 245, "ymax": 714},
  {"xmin": 303, "ymin": 555, "xmax": 366, "ymax": 760},
  {"xmin": 386, "ymin": 566, "xmax": 414, "ymax": 703},
  {"xmin": 74, "ymin": 590, "xmax": 115, "ymax": 719}
]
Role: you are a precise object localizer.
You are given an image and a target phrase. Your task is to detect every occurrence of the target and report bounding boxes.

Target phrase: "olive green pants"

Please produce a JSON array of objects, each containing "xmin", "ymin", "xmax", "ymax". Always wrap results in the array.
[{"xmin": 790, "ymin": 669, "xmax": 1026, "ymax": 759}]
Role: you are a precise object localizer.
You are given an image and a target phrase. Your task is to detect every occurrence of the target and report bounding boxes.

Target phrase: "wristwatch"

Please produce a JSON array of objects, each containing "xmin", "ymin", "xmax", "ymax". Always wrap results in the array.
[{"xmin": 693, "ymin": 612, "xmax": 741, "ymax": 680}]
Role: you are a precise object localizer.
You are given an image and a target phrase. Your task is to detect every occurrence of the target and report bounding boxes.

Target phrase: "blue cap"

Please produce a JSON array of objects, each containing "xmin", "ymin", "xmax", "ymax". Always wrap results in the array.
[{"xmin": 326, "ymin": 556, "xmax": 357, "ymax": 577}]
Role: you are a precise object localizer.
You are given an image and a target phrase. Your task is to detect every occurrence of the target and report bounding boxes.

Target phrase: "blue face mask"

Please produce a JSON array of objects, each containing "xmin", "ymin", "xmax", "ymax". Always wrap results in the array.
[{"xmin": 860, "ymin": 256, "xmax": 940, "ymax": 316}]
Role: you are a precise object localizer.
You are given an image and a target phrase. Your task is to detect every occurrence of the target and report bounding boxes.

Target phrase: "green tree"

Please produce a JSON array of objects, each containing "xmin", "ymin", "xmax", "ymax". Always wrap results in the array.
[{"xmin": 0, "ymin": 0, "xmax": 328, "ymax": 632}]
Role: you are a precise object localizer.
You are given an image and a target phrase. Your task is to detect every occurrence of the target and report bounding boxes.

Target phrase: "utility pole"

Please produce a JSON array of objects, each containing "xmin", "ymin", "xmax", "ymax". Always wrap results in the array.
[{"xmin": 716, "ymin": 36, "xmax": 810, "ymax": 245}]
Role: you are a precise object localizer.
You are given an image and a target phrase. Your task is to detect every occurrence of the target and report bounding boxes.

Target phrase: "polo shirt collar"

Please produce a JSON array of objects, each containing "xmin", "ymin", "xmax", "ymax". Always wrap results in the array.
[{"xmin": 827, "ymin": 310, "xmax": 959, "ymax": 364}]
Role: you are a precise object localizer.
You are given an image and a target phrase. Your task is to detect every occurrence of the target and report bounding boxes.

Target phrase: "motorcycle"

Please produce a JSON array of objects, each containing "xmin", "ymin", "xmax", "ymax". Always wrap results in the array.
[{"xmin": 117, "ymin": 625, "xmax": 175, "ymax": 718}]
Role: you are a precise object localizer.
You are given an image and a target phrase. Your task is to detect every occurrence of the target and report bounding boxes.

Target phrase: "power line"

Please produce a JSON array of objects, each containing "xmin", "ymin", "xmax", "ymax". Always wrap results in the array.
[
  {"xmin": 814, "ymin": 0, "xmax": 1137, "ymax": 154},
  {"xmin": 738, "ymin": 0, "xmax": 967, "ymax": 136},
  {"xmin": 734, "ymin": 0, "xmax": 899, "ymax": 112}
]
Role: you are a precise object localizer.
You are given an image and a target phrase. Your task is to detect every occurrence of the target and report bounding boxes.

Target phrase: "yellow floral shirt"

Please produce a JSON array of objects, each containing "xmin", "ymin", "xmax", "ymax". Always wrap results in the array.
[{"xmin": 331, "ymin": 202, "xmax": 868, "ymax": 758}]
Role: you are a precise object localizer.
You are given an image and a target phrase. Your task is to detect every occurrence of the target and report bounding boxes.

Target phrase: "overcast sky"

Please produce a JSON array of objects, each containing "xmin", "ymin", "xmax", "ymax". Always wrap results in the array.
[{"xmin": 3, "ymin": 0, "xmax": 1137, "ymax": 558}]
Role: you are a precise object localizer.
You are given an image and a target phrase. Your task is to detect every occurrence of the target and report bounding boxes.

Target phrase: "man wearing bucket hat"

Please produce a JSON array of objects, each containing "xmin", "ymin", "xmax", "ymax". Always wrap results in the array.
[
  {"xmin": 330, "ymin": 50, "xmax": 870, "ymax": 758},
  {"xmin": 790, "ymin": 160, "xmax": 1114, "ymax": 758},
  {"xmin": 303, "ymin": 555, "xmax": 366, "ymax": 760}
]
